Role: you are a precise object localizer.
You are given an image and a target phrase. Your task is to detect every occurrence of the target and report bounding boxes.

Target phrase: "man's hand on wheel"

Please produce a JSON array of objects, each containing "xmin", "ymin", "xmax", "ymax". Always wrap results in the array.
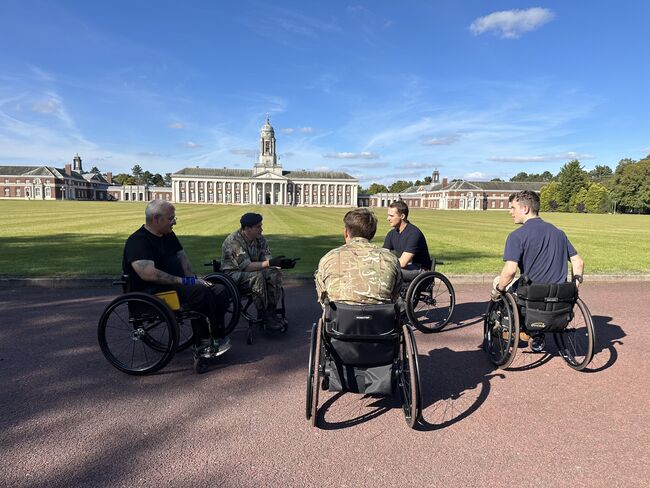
[{"xmin": 490, "ymin": 287, "xmax": 503, "ymax": 302}]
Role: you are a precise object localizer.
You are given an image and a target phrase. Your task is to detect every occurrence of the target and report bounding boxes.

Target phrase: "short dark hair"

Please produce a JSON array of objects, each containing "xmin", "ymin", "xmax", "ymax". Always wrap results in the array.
[
  {"xmin": 344, "ymin": 208, "xmax": 377, "ymax": 240},
  {"xmin": 509, "ymin": 190, "xmax": 540, "ymax": 214},
  {"xmin": 388, "ymin": 200, "xmax": 409, "ymax": 219}
]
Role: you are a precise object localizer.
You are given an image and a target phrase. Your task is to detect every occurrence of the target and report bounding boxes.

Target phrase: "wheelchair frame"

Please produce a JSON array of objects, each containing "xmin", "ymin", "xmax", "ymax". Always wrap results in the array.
[
  {"xmin": 203, "ymin": 259, "xmax": 288, "ymax": 345},
  {"xmin": 483, "ymin": 289, "xmax": 596, "ymax": 371},
  {"xmin": 403, "ymin": 258, "xmax": 456, "ymax": 333},
  {"xmin": 306, "ymin": 301, "xmax": 422, "ymax": 429}
]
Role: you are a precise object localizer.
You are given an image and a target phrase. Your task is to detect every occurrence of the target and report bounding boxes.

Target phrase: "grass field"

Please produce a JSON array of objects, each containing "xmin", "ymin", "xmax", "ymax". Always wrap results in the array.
[{"xmin": 1, "ymin": 200, "xmax": 648, "ymax": 277}]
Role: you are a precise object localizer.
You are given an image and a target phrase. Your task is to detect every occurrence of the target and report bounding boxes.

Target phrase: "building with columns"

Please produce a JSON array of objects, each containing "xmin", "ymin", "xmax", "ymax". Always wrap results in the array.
[
  {"xmin": 171, "ymin": 116, "xmax": 358, "ymax": 206},
  {"xmin": 365, "ymin": 170, "xmax": 545, "ymax": 211}
]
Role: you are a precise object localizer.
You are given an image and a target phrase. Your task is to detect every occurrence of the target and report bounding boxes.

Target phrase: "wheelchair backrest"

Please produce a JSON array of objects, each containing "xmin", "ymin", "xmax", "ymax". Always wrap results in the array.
[
  {"xmin": 323, "ymin": 301, "xmax": 400, "ymax": 367},
  {"xmin": 516, "ymin": 281, "xmax": 577, "ymax": 332}
]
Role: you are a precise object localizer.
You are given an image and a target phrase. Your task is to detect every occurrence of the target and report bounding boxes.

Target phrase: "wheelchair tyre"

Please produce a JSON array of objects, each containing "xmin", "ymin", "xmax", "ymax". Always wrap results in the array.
[
  {"xmin": 203, "ymin": 272, "xmax": 241, "ymax": 336},
  {"xmin": 399, "ymin": 324, "xmax": 422, "ymax": 428},
  {"xmin": 405, "ymin": 271, "xmax": 455, "ymax": 333},
  {"xmin": 98, "ymin": 293, "xmax": 179, "ymax": 375},
  {"xmin": 553, "ymin": 298, "xmax": 595, "ymax": 371},
  {"xmin": 306, "ymin": 320, "xmax": 323, "ymax": 426},
  {"xmin": 483, "ymin": 293, "xmax": 520, "ymax": 368}
]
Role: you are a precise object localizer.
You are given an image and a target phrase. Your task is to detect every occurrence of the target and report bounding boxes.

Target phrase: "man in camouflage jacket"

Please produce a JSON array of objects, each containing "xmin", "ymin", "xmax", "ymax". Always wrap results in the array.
[
  {"xmin": 221, "ymin": 213, "xmax": 293, "ymax": 330},
  {"xmin": 315, "ymin": 208, "xmax": 402, "ymax": 305}
]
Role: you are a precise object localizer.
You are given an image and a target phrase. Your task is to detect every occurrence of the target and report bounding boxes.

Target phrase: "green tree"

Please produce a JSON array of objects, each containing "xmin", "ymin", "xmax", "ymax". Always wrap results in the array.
[
  {"xmin": 556, "ymin": 160, "xmax": 588, "ymax": 211},
  {"xmin": 367, "ymin": 183, "xmax": 389, "ymax": 194},
  {"xmin": 142, "ymin": 170, "xmax": 154, "ymax": 185},
  {"xmin": 589, "ymin": 165, "xmax": 613, "ymax": 180},
  {"xmin": 490, "ymin": 178, "xmax": 503, "ymax": 182},
  {"xmin": 89, "ymin": 166, "xmax": 100, "ymax": 173},
  {"xmin": 584, "ymin": 182, "xmax": 611, "ymax": 213},
  {"xmin": 615, "ymin": 158, "xmax": 636, "ymax": 174},
  {"xmin": 540, "ymin": 181, "xmax": 561, "ymax": 212},
  {"xmin": 113, "ymin": 173, "xmax": 136, "ymax": 185},
  {"xmin": 540, "ymin": 171, "xmax": 554, "ymax": 181},
  {"xmin": 510, "ymin": 172, "xmax": 529, "ymax": 182},
  {"xmin": 569, "ymin": 187, "xmax": 589, "ymax": 212},
  {"xmin": 152, "ymin": 173, "xmax": 166, "ymax": 186},
  {"xmin": 610, "ymin": 157, "xmax": 650, "ymax": 213},
  {"xmin": 389, "ymin": 180, "xmax": 413, "ymax": 193},
  {"xmin": 164, "ymin": 173, "xmax": 172, "ymax": 185},
  {"xmin": 131, "ymin": 164, "xmax": 144, "ymax": 184}
]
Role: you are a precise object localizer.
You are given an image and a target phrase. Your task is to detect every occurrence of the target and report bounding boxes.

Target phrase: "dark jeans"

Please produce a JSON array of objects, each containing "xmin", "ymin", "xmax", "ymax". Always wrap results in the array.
[{"xmin": 143, "ymin": 283, "xmax": 229, "ymax": 342}]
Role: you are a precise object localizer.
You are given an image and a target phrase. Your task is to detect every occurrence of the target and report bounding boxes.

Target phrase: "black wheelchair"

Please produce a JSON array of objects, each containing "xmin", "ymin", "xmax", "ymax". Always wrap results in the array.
[
  {"xmin": 306, "ymin": 300, "xmax": 422, "ymax": 429},
  {"xmin": 202, "ymin": 260, "xmax": 288, "ymax": 345},
  {"xmin": 402, "ymin": 258, "xmax": 456, "ymax": 333},
  {"xmin": 97, "ymin": 276, "xmax": 237, "ymax": 375},
  {"xmin": 483, "ymin": 278, "xmax": 595, "ymax": 371}
]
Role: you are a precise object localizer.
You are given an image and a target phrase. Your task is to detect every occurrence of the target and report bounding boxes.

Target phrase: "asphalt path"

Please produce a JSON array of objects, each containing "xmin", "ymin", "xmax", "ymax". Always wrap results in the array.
[{"xmin": 1, "ymin": 282, "xmax": 648, "ymax": 487}]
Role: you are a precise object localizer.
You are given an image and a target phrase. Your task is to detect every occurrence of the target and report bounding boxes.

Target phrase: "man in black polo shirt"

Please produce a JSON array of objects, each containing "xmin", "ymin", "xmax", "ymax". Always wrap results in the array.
[
  {"xmin": 492, "ymin": 190, "xmax": 584, "ymax": 351},
  {"xmin": 383, "ymin": 200, "xmax": 432, "ymax": 281},
  {"xmin": 123, "ymin": 199, "xmax": 230, "ymax": 373}
]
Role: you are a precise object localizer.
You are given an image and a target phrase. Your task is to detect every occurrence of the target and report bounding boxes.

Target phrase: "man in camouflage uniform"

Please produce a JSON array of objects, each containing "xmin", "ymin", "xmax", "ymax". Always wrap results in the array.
[
  {"xmin": 222, "ymin": 213, "xmax": 295, "ymax": 330},
  {"xmin": 315, "ymin": 208, "xmax": 402, "ymax": 305}
]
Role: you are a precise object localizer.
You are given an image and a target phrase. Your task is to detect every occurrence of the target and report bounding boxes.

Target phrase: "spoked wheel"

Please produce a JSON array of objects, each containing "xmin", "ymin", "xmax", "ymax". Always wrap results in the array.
[
  {"xmin": 306, "ymin": 320, "xmax": 323, "ymax": 426},
  {"xmin": 483, "ymin": 293, "xmax": 520, "ymax": 368},
  {"xmin": 398, "ymin": 324, "xmax": 421, "ymax": 428},
  {"xmin": 203, "ymin": 272, "xmax": 241, "ymax": 336},
  {"xmin": 98, "ymin": 293, "xmax": 179, "ymax": 375},
  {"xmin": 553, "ymin": 298, "xmax": 596, "ymax": 371},
  {"xmin": 405, "ymin": 271, "xmax": 455, "ymax": 333}
]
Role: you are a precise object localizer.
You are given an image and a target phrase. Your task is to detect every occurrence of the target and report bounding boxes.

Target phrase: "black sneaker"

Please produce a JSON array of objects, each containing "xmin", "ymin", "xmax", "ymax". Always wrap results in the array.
[{"xmin": 530, "ymin": 334, "xmax": 545, "ymax": 353}]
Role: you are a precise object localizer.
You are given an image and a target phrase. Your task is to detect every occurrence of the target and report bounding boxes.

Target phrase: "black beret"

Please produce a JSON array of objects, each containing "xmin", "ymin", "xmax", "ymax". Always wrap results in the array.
[{"xmin": 240, "ymin": 212, "xmax": 263, "ymax": 227}]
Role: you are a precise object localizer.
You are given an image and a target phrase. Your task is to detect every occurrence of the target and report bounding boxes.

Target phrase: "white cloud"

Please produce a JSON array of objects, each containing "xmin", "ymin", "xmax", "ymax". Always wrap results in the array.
[
  {"xmin": 230, "ymin": 148, "xmax": 256, "ymax": 157},
  {"xmin": 489, "ymin": 151, "xmax": 595, "ymax": 163},
  {"xmin": 422, "ymin": 134, "xmax": 460, "ymax": 146},
  {"xmin": 281, "ymin": 126, "xmax": 314, "ymax": 134},
  {"xmin": 183, "ymin": 141, "xmax": 201, "ymax": 148},
  {"xmin": 470, "ymin": 8, "xmax": 555, "ymax": 39},
  {"xmin": 169, "ymin": 122, "xmax": 185, "ymax": 129},
  {"xmin": 32, "ymin": 98, "xmax": 61, "ymax": 114},
  {"xmin": 465, "ymin": 171, "xmax": 489, "ymax": 180},
  {"xmin": 324, "ymin": 151, "xmax": 379, "ymax": 159}
]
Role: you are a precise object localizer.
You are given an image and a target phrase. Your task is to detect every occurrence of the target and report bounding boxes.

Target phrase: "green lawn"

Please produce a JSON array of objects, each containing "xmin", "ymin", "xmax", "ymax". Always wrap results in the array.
[{"xmin": 1, "ymin": 200, "xmax": 647, "ymax": 277}]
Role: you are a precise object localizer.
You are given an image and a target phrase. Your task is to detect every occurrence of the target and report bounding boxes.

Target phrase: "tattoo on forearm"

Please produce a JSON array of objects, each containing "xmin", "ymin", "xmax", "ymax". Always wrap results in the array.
[{"xmin": 132, "ymin": 260, "xmax": 179, "ymax": 285}]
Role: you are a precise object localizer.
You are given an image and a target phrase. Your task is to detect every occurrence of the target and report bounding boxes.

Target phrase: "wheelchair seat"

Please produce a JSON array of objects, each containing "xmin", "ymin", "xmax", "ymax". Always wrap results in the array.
[
  {"xmin": 307, "ymin": 300, "xmax": 422, "ymax": 428},
  {"xmin": 515, "ymin": 281, "xmax": 577, "ymax": 333},
  {"xmin": 324, "ymin": 301, "xmax": 400, "ymax": 395}
]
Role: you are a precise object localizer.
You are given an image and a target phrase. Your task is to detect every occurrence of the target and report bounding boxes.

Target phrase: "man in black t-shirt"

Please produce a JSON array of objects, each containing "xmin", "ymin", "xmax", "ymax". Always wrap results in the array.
[
  {"xmin": 491, "ymin": 190, "xmax": 584, "ymax": 352},
  {"xmin": 383, "ymin": 200, "xmax": 432, "ymax": 281},
  {"xmin": 123, "ymin": 199, "xmax": 230, "ymax": 373}
]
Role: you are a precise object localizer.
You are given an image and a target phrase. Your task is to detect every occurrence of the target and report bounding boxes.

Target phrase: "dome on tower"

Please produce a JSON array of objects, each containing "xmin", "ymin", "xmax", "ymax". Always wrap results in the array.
[{"xmin": 260, "ymin": 114, "xmax": 275, "ymax": 136}]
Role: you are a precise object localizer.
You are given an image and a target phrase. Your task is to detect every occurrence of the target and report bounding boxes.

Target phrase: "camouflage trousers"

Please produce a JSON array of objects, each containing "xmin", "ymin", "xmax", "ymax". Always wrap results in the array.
[{"xmin": 228, "ymin": 268, "xmax": 283, "ymax": 312}]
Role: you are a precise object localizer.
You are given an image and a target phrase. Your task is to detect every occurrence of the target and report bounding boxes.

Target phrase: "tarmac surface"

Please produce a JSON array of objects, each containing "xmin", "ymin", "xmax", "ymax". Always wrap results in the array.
[{"xmin": 1, "ymin": 281, "xmax": 648, "ymax": 487}]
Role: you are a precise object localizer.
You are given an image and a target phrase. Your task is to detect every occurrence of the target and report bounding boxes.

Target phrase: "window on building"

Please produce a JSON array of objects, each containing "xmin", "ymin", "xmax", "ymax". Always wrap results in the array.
[
  {"xmin": 4, "ymin": 188, "xmax": 9, "ymax": 196},
  {"xmin": 500, "ymin": 201, "xmax": 504, "ymax": 208},
  {"xmin": 16, "ymin": 188, "xmax": 21, "ymax": 196},
  {"xmin": 491, "ymin": 201, "xmax": 495, "ymax": 208},
  {"xmin": 45, "ymin": 187, "xmax": 51, "ymax": 198}
]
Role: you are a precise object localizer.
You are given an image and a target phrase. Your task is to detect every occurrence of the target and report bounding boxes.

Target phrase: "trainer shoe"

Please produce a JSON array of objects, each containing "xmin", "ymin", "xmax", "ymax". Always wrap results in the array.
[
  {"xmin": 530, "ymin": 334, "xmax": 545, "ymax": 353},
  {"xmin": 211, "ymin": 337, "xmax": 232, "ymax": 357}
]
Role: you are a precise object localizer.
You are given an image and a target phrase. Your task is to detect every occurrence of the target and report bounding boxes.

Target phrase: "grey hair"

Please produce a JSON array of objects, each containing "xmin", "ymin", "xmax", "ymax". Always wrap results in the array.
[{"xmin": 145, "ymin": 199, "xmax": 173, "ymax": 224}]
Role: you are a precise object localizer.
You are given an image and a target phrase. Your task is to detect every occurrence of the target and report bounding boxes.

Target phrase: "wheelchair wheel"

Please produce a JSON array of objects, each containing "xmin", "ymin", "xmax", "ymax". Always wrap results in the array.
[
  {"xmin": 98, "ymin": 293, "xmax": 179, "ymax": 375},
  {"xmin": 203, "ymin": 272, "xmax": 241, "ymax": 336},
  {"xmin": 553, "ymin": 298, "xmax": 595, "ymax": 371},
  {"xmin": 175, "ymin": 314, "xmax": 195, "ymax": 351},
  {"xmin": 398, "ymin": 324, "xmax": 422, "ymax": 428},
  {"xmin": 306, "ymin": 320, "xmax": 323, "ymax": 426},
  {"xmin": 405, "ymin": 271, "xmax": 455, "ymax": 333},
  {"xmin": 483, "ymin": 293, "xmax": 520, "ymax": 368}
]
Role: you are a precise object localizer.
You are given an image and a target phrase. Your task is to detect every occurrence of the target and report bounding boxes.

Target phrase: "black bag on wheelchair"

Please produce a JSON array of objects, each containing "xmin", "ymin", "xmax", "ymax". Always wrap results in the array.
[
  {"xmin": 516, "ymin": 281, "xmax": 577, "ymax": 332},
  {"xmin": 323, "ymin": 302, "xmax": 400, "ymax": 395}
]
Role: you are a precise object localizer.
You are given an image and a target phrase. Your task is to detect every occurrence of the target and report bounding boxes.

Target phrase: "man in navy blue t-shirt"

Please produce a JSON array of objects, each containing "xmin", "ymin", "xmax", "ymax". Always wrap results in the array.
[
  {"xmin": 383, "ymin": 200, "xmax": 432, "ymax": 281},
  {"xmin": 492, "ymin": 190, "xmax": 584, "ymax": 351}
]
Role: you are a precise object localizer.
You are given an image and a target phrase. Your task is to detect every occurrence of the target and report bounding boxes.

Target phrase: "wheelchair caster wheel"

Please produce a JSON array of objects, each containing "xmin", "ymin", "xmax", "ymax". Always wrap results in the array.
[{"xmin": 193, "ymin": 357, "xmax": 209, "ymax": 374}]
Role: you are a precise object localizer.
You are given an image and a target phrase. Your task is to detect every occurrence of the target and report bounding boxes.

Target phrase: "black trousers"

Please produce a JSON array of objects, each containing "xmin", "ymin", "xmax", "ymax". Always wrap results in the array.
[{"xmin": 144, "ymin": 283, "xmax": 229, "ymax": 342}]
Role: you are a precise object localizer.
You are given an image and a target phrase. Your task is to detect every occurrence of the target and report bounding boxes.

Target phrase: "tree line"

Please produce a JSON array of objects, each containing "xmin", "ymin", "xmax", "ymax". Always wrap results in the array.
[
  {"xmin": 360, "ymin": 155, "xmax": 650, "ymax": 214},
  {"xmin": 91, "ymin": 164, "xmax": 172, "ymax": 187}
]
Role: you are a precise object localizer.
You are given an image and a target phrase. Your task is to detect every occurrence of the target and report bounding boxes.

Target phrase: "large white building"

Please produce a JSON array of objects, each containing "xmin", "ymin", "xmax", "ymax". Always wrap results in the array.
[{"xmin": 171, "ymin": 116, "xmax": 358, "ymax": 206}]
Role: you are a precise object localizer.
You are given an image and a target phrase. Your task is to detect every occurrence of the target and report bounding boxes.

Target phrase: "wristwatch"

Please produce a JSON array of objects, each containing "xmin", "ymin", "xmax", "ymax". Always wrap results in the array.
[{"xmin": 573, "ymin": 274, "xmax": 583, "ymax": 283}]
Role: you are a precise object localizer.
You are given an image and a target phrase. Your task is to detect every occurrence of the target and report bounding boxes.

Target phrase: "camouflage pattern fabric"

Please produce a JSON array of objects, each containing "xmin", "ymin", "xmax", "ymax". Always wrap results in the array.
[
  {"xmin": 221, "ymin": 230, "xmax": 281, "ymax": 311},
  {"xmin": 315, "ymin": 237, "xmax": 402, "ymax": 305}
]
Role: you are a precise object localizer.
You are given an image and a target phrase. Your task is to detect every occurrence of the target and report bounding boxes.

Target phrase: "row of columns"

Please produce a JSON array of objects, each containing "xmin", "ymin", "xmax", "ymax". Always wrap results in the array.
[{"xmin": 172, "ymin": 179, "xmax": 357, "ymax": 206}]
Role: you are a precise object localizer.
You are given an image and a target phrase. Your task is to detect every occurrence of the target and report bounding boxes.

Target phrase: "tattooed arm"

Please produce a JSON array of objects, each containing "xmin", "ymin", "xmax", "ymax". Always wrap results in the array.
[
  {"xmin": 176, "ymin": 250, "xmax": 194, "ymax": 276},
  {"xmin": 131, "ymin": 260, "xmax": 182, "ymax": 286}
]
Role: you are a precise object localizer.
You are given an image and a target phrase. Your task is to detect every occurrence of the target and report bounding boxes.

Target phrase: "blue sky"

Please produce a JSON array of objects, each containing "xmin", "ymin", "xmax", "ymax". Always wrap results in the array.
[{"xmin": 1, "ymin": 1, "xmax": 649, "ymax": 186}]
